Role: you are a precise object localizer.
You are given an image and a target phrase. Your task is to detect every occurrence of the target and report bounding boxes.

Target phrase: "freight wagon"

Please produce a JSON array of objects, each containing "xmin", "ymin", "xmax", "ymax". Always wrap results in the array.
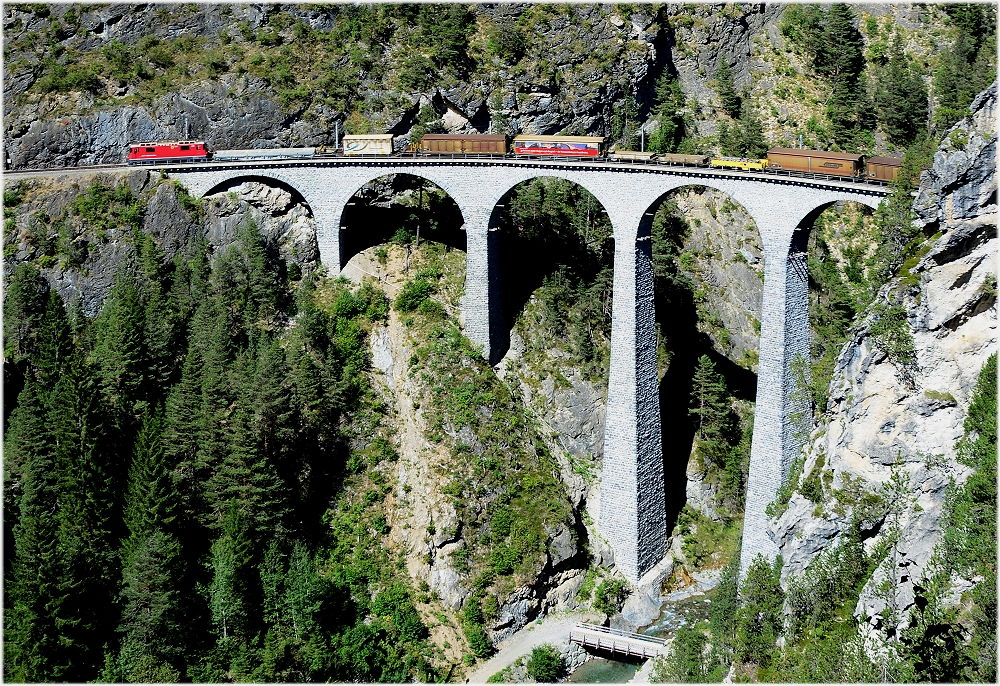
[
  {"xmin": 767, "ymin": 148, "xmax": 863, "ymax": 177},
  {"xmin": 865, "ymin": 156, "xmax": 902, "ymax": 182},
  {"xmin": 608, "ymin": 150, "xmax": 655, "ymax": 161},
  {"xmin": 657, "ymin": 153, "xmax": 710, "ymax": 166},
  {"xmin": 512, "ymin": 135, "xmax": 604, "ymax": 158},
  {"xmin": 212, "ymin": 147, "xmax": 317, "ymax": 161},
  {"xmin": 127, "ymin": 141, "xmax": 209, "ymax": 165},
  {"xmin": 418, "ymin": 134, "xmax": 506, "ymax": 154},
  {"xmin": 711, "ymin": 156, "xmax": 769, "ymax": 171},
  {"xmin": 343, "ymin": 134, "xmax": 395, "ymax": 155}
]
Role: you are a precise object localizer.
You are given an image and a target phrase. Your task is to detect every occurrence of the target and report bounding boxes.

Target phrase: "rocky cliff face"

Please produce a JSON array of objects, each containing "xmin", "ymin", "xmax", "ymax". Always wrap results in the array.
[
  {"xmin": 771, "ymin": 82, "xmax": 996, "ymax": 633},
  {"xmin": 3, "ymin": 172, "xmax": 317, "ymax": 315},
  {"xmin": 6, "ymin": 4, "xmax": 957, "ymax": 170}
]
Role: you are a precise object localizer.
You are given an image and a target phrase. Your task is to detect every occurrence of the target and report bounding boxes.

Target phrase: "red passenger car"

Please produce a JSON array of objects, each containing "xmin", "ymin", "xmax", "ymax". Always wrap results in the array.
[{"xmin": 127, "ymin": 140, "xmax": 209, "ymax": 165}]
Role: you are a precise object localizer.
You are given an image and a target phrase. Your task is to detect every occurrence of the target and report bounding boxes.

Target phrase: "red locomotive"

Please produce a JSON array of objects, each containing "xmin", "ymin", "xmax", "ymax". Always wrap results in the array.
[{"xmin": 127, "ymin": 140, "xmax": 209, "ymax": 165}]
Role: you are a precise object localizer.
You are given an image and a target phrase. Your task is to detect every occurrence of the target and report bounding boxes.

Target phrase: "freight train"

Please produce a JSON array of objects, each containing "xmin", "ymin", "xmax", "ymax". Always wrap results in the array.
[{"xmin": 127, "ymin": 135, "xmax": 903, "ymax": 183}]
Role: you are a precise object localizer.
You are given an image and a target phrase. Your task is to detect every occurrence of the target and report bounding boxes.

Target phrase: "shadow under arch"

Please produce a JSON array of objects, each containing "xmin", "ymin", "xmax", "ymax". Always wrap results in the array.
[
  {"xmin": 489, "ymin": 176, "xmax": 615, "ymax": 336},
  {"xmin": 636, "ymin": 184, "xmax": 765, "ymax": 536},
  {"xmin": 338, "ymin": 174, "xmax": 466, "ymax": 265}
]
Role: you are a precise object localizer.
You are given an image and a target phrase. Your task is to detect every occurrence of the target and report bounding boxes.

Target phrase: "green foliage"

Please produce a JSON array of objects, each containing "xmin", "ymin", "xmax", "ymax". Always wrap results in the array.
[
  {"xmin": 2, "ymin": 174, "xmax": 439, "ymax": 681},
  {"xmin": 71, "ymin": 181, "xmax": 142, "ymax": 233},
  {"xmin": 734, "ymin": 555, "xmax": 784, "ymax": 666},
  {"xmin": 526, "ymin": 644, "xmax": 563, "ymax": 682},
  {"xmin": 593, "ymin": 577, "xmax": 630, "ymax": 615},
  {"xmin": 932, "ymin": 7, "xmax": 997, "ymax": 133},
  {"xmin": 780, "ymin": 4, "xmax": 873, "ymax": 149},
  {"xmin": 394, "ymin": 277, "xmax": 437, "ymax": 313},
  {"xmin": 648, "ymin": 71, "xmax": 689, "ymax": 155},
  {"xmin": 875, "ymin": 35, "xmax": 929, "ymax": 146},
  {"xmin": 485, "ymin": 10, "xmax": 527, "ymax": 63},
  {"xmin": 409, "ymin": 104, "xmax": 443, "ymax": 144},
  {"xmin": 371, "ymin": 582, "xmax": 428, "ymax": 642},
  {"xmin": 869, "ymin": 302, "xmax": 916, "ymax": 370},
  {"xmin": 653, "ymin": 624, "xmax": 726, "ymax": 683},
  {"xmin": 717, "ymin": 101, "xmax": 768, "ymax": 158},
  {"xmin": 713, "ymin": 55, "xmax": 740, "ymax": 115}
]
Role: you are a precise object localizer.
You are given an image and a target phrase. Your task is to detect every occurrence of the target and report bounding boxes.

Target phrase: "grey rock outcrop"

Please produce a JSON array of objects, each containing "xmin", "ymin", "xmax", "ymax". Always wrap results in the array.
[{"xmin": 3, "ymin": 172, "xmax": 316, "ymax": 315}]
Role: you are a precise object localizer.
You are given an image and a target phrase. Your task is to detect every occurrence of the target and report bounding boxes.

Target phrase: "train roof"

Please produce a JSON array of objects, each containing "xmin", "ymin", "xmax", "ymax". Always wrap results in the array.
[
  {"xmin": 866, "ymin": 156, "xmax": 903, "ymax": 166},
  {"xmin": 420, "ymin": 134, "xmax": 506, "ymax": 141},
  {"xmin": 769, "ymin": 147, "xmax": 862, "ymax": 161},
  {"xmin": 342, "ymin": 133, "xmax": 394, "ymax": 140},
  {"xmin": 132, "ymin": 140, "xmax": 206, "ymax": 146},
  {"xmin": 513, "ymin": 134, "xmax": 605, "ymax": 143}
]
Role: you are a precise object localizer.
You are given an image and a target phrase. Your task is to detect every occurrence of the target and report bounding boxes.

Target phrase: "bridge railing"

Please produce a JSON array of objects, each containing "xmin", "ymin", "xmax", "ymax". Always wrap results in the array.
[
  {"xmin": 572, "ymin": 623, "xmax": 667, "ymax": 645},
  {"xmin": 568, "ymin": 623, "xmax": 667, "ymax": 659}
]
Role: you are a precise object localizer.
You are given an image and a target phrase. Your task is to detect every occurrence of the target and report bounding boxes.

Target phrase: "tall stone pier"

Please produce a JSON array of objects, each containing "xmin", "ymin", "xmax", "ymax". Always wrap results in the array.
[{"xmin": 599, "ymin": 210, "xmax": 667, "ymax": 583}]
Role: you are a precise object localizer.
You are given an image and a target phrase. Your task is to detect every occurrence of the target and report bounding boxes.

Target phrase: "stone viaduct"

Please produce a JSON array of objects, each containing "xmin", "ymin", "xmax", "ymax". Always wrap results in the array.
[{"xmin": 170, "ymin": 159, "xmax": 887, "ymax": 583}]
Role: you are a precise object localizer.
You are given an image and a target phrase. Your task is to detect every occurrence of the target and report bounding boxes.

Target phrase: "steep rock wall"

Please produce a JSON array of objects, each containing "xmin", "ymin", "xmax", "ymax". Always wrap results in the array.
[{"xmin": 770, "ymin": 83, "xmax": 996, "ymax": 633}]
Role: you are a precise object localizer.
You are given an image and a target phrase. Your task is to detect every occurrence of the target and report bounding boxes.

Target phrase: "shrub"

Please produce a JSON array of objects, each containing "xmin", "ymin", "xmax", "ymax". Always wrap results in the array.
[
  {"xmin": 464, "ymin": 621, "xmax": 493, "ymax": 658},
  {"xmin": 394, "ymin": 278, "xmax": 436, "ymax": 313},
  {"xmin": 526, "ymin": 644, "xmax": 563, "ymax": 683},
  {"xmin": 593, "ymin": 577, "xmax": 629, "ymax": 615}
]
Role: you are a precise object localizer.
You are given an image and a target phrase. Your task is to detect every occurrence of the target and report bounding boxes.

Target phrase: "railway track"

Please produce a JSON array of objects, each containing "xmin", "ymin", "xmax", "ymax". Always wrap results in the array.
[{"xmin": 2, "ymin": 156, "xmax": 892, "ymax": 195}]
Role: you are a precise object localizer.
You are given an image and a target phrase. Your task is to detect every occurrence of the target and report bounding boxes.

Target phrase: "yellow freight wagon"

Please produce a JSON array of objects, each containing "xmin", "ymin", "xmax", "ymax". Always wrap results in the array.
[{"xmin": 710, "ymin": 156, "xmax": 769, "ymax": 171}]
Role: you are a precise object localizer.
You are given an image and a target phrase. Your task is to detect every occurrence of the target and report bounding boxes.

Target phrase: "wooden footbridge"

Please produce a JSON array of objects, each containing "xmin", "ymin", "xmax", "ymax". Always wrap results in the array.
[{"xmin": 568, "ymin": 623, "xmax": 668, "ymax": 658}]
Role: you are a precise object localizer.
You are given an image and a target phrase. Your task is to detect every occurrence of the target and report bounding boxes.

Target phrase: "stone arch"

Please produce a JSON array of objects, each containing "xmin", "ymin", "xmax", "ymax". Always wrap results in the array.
[
  {"xmin": 336, "ymin": 172, "xmax": 467, "ymax": 268},
  {"xmin": 184, "ymin": 168, "xmax": 320, "ymax": 210}
]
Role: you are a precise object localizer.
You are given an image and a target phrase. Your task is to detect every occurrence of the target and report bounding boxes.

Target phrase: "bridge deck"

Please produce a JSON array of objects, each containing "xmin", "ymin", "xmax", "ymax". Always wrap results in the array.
[
  {"xmin": 568, "ymin": 623, "xmax": 668, "ymax": 659},
  {"xmin": 4, "ymin": 156, "xmax": 891, "ymax": 196}
]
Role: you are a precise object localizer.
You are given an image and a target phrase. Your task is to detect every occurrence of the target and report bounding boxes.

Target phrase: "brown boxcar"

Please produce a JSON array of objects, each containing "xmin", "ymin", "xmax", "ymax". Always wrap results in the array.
[
  {"xmin": 865, "ymin": 156, "xmax": 902, "ymax": 182},
  {"xmin": 767, "ymin": 148, "xmax": 862, "ymax": 177},
  {"xmin": 419, "ymin": 134, "xmax": 506, "ymax": 154}
]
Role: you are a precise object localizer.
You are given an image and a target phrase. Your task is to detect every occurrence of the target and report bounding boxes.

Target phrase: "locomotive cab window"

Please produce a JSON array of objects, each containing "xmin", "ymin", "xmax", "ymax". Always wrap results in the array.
[
  {"xmin": 181, "ymin": 145, "xmax": 190, "ymax": 150},
  {"xmin": 146, "ymin": 147, "xmax": 155, "ymax": 152}
]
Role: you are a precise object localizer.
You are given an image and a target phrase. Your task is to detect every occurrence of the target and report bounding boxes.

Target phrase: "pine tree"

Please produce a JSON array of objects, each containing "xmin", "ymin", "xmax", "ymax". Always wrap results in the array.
[
  {"xmin": 734, "ymin": 554, "xmax": 785, "ymax": 666},
  {"xmin": 164, "ymin": 335, "xmax": 206, "ymax": 534},
  {"xmin": 4, "ymin": 380, "xmax": 67, "ymax": 682},
  {"xmin": 122, "ymin": 405, "xmax": 178, "ymax": 560},
  {"xmin": 648, "ymin": 71, "xmax": 686, "ymax": 154},
  {"xmin": 194, "ymin": 297, "xmax": 235, "ymax": 530},
  {"xmin": 34, "ymin": 289, "xmax": 74, "ymax": 391},
  {"xmin": 3, "ymin": 263, "xmax": 49, "ymax": 364},
  {"xmin": 714, "ymin": 55, "xmax": 740, "ymax": 115},
  {"xmin": 93, "ymin": 267, "xmax": 147, "ymax": 415},
  {"xmin": 49, "ymin": 359, "xmax": 118, "ymax": 681},
  {"xmin": 208, "ymin": 502, "xmax": 254, "ymax": 645},
  {"xmin": 114, "ymin": 531, "xmax": 186, "ymax": 675},
  {"xmin": 138, "ymin": 233, "xmax": 179, "ymax": 402},
  {"xmin": 876, "ymin": 36, "xmax": 929, "ymax": 146},
  {"xmin": 689, "ymin": 355, "xmax": 729, "ymax": 442}
]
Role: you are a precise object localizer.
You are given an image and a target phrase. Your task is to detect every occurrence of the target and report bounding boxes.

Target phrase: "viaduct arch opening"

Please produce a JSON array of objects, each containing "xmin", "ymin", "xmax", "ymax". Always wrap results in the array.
[
  {"xmin": 491, "ymin": 177, "xmax": 615, "ymax": 352},
  {"xmin": 339, "ymin": 174, "xmax": 466, "ymax": 267},
  {"xmin": 636, "ymin": 185, "xmax": 765, "ymax": 534}
]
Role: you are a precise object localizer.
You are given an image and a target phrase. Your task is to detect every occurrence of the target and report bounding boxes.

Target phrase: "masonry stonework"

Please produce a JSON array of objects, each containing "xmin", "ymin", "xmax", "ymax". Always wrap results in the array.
[{"xmin": 169, "ymin": 162, "xmax": 885, "ymax": 583}]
